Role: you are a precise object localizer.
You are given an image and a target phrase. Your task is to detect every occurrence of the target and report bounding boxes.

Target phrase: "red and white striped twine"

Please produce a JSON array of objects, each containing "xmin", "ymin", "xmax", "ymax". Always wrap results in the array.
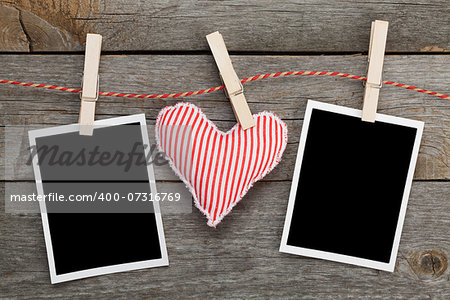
[{"xmin": 1, "ymin": 71, "xmax": 449, "ymax": 100}]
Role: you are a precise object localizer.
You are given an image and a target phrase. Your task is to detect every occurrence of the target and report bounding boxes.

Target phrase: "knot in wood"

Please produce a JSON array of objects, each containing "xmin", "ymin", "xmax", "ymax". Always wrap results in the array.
[{"xmin": 409, "ymin": 250, "xmax": 447, "ymax": 277}]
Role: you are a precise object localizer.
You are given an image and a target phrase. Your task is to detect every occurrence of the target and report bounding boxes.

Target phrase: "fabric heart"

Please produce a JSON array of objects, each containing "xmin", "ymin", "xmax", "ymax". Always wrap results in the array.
[{"xmin": 155, "ymin": 103, "xmax": 288, "ymax": 227}]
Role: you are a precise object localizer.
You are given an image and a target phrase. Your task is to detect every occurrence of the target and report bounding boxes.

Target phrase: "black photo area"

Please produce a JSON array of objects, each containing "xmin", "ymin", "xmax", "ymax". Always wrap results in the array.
[
  {"xmin": 287, "ymin": 109, "xmax": 417, "ymax": 263},
  {"xmin": 35, "ymin": 123, "xmax": 162, "ymax": 275}
]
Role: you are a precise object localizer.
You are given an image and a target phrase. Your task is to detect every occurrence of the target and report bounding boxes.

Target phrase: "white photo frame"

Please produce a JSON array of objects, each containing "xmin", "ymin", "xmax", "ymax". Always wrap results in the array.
[
  {"xmin": 29, "ymin": 114, "xmax": 169, "ymax": 284},
  {"xmin": 280, "ymin": 100, "xmax": 424, "ymax": 272}
]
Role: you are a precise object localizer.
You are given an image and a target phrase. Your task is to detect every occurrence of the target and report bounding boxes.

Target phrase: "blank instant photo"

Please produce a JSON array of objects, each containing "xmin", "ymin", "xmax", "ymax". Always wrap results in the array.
[
  {"xmin": 29, "ymin": 114, "xmax": 168, "ymax": 284},
  {"xmin": 280, "ymin": 100, "xmax": 423, "ymax": 272}
]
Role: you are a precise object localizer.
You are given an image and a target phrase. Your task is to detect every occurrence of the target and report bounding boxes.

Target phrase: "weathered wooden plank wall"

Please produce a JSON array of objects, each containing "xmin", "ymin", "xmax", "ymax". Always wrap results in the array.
[
  {"xmin": 0, "ymin": 182, "xmax": 449, "ymax": 298},
  {"xmin": 0, "ymin": 0, "xmax": 449, "ymax": 299},
  {"xmin": 0, "ymin": 1, "xmax": 449, "ymax": 52},
  {"xmin": 1, "ymin": 55, "xmax": 449, "ymax": 180}
]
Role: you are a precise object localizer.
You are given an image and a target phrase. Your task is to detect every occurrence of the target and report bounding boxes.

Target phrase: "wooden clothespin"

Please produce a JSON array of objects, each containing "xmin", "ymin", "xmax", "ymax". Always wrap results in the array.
[
  {"xmin": 79, "ymin": 33, "xmax": 102, "ymax": 135},
  {"xmin": 362, "ymin": 20, "xmax": 389, "ymax": 122},
  {"xmin": 206, "ymin": 31, "xmax": 255, "ymax": 130}
]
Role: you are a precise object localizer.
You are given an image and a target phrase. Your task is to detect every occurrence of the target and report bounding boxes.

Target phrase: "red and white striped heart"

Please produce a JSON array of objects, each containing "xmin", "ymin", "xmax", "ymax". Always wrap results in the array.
[{"xmin": 155, "ymin": 103, "xmax": 288, "ymax": 227}]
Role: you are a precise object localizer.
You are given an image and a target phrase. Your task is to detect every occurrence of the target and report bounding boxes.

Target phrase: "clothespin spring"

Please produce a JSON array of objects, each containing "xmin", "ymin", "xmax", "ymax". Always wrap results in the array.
[
  {"xmin": 80, "ymin": 75, "xmax": 100, "ymax": 102},
  {"xmin": 362, "ymin": 58, "xmax": 383, "ymax": 89},
  {"xmin": 220, "ymin": 74, "xmax": 244, "ymax": 98}
]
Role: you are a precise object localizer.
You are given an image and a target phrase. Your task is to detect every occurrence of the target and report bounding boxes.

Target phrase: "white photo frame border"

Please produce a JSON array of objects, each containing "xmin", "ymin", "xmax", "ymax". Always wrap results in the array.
[
  {"xmin": 28, "ymin": 114, "xmax": 169, "ymax": 284},
  {"xmin": 279, "ymin": 100, "xmax": 424, "ymax": 272}
]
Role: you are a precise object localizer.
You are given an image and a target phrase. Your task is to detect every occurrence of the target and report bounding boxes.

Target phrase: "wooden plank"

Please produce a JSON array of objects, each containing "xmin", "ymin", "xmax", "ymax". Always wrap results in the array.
[
  {"xmin": 0, "ymin": 1, "xmax": 449, "ymax": 52},
  {"xmin": 0, "ymin": 4, "xmax": 80, "ymax": 52},
  {"xmin": 0, "ymin": 181, "xmax": 448, "ymax": 298},
  {"xmin": 1, "ymin": 55, "xmax": 448, "ymax": 180},
  {"xmin": 0, "ymin": 5, "xmax": 29, "ymax": 51}
]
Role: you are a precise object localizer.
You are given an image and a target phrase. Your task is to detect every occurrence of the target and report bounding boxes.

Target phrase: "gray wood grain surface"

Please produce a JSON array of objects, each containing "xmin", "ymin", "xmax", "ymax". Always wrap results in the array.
[
  {"xmin": 1, "ymin": 55, "xmax": 449, "ymax": 180},
  {"xmin": 0, "ymin": 1, "xmax": 449, "ymax": 52},
  {"xmin": 0, "ymin": 3, "xmax": 449, "ymax": 296},
  {"xmin": 0, "ymin": 181, "xmax": 449, "ymax": 299},
  {"xmin": 0, "ymin": 53, "xmax": 449, "ymax": 298}
]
